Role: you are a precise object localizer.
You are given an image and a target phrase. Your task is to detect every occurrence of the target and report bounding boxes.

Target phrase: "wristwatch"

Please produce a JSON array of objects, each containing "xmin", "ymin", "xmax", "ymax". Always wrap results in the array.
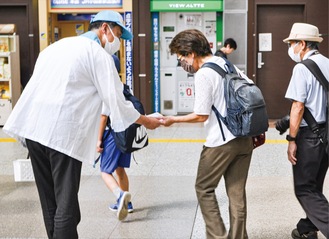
[{"xmin": 286, "ymin": 135, "xmax": 296, "ymax": 141}]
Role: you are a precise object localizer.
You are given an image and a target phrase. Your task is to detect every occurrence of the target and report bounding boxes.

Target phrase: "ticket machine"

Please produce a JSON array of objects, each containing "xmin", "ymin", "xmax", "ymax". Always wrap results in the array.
[{"xmin": 159, "ymin": 12, "xmax": 216, "ymax": 115}]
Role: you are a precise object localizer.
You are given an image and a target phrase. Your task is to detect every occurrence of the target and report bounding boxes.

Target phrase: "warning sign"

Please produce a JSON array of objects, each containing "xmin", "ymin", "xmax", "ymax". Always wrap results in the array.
[{"xmin": 75, "ymin": 24, "xmax": 84, "ymax": 35}]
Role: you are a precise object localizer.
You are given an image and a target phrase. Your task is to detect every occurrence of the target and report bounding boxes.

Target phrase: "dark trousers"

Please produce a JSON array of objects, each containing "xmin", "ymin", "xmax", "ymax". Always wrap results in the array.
[
  {"xmin": 26, "ymin": 139, "xmax": 82, "ymax": 239},
  {"xmin": 294, "ymin": 127, "xmax": 329, "ymax": 237}
]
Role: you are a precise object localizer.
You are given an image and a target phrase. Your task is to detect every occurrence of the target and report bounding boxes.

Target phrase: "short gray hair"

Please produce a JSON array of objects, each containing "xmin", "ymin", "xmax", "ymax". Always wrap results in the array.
[{"xmin": 305, "ymin": 41, "xmax": 319, "ymax": 50}]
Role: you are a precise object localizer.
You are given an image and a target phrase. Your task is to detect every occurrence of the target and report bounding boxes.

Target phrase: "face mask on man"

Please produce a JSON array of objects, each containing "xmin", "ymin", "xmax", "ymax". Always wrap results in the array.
[
  {"xmin": 180, "ymin": 58, "xmax": 196, "ymax": 74},
  {"xmin": 288, "ymin": 42, "xmax": 302, "ymax": 63},
  {"xmin": 103, "ymin": 25, "xmax": 121, "ymax": 55}
]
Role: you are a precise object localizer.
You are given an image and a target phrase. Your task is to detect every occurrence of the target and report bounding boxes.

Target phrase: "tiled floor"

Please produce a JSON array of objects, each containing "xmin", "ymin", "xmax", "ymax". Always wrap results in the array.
[{"xmin": 0, "ymin": 124, "xmax": 328, "ymax": 238}]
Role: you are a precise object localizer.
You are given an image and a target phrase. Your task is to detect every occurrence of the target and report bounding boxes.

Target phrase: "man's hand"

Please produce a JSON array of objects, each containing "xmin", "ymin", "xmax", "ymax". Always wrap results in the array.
[
  {"xmin": 162, "ymin": 116, "xmax": 175, "ymax": 127},
  {"xmin": 146, "ymin": 116, "xmax": 163, "ymax": 129},
  {"xmin": 136, "ymin": 115, "xmax": 163, "ymax": 130},
  {"xmin": 287, "ymin": 101, "xmax": 303, "ymax": 165},
  {"xmin": 96, "ymin": 140, "xmax": 103, "ymax": 153},
  {"xmin": 287, "ymin": 141, "xmax": 297, "ymax": 165}
]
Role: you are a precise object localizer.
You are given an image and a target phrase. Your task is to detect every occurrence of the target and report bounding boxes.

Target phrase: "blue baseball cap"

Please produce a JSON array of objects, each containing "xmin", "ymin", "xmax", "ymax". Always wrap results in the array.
[{"xmin": 91, "ymin": 10, "xmax": 133, "ymax": 40}]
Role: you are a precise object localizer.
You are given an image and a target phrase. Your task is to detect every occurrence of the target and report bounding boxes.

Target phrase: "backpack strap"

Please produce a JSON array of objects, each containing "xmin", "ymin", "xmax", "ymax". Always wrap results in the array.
[
  {"xmin": 221, "ymin": 57, "xmax": 237, "ymax": 74},
  {"xmin": 202, "ymin": 62, "xmax": 227, "ymax": 78},
  {"xmin": 202, "ymin": 62, "xmax": 228, "ymax": 141},
  {"xmin": 211, "ymin": 105, "xmax": 226, "ymax": 141}
]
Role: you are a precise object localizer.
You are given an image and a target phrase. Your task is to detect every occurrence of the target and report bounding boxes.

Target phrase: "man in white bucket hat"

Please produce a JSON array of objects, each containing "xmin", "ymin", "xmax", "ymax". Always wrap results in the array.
[
  {"xmin": 283, "ymin": 22, "xmax": 323, "ymax": 44},
  {"xmin": 284, "ymin": 23, "xmax": 329, "ymax": 239}
]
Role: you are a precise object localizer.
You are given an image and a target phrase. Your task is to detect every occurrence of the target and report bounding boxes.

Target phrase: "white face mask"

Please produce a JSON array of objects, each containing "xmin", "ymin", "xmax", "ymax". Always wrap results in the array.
[
  {"xmin": 288, "ymin": 42, "xmax": 301, "ymax": 62},
  {"xmin": 103, "ymin": 25, "xmax": 121, "ymax": 55}
]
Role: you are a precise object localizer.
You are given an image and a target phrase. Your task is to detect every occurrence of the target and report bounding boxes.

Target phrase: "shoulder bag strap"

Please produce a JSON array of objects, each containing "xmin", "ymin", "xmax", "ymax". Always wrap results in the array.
[
  {"xmin": 300, "ymin": 58, "xmax": 329, "ymax": 142},
  {"xmin": 301, "ymin": 58, "xmax": 328, "ymax": 91}
]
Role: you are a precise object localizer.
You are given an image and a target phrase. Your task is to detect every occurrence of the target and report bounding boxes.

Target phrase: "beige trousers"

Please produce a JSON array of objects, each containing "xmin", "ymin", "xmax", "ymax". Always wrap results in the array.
[{"xmin": 195, "ymin": 137, "xmax": 253, "ymax": 239}]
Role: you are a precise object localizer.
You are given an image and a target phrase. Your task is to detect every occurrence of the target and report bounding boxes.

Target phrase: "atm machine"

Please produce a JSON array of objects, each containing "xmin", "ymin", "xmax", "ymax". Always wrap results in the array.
[{"xmin": 159, "ymin": 12, "xmax": 216, "ymax": 115}]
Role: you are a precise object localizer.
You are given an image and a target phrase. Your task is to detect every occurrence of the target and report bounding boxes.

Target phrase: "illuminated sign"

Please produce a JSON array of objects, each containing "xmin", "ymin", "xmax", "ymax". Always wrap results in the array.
[
  {"xmin": 51, "ymin": 0, "xmax": 122, "ymax": 9},
  {"xmin": 152, "ymin": 13, "xmax": 160, "ymax": 112},
  {"xmin": 125, "ymin": 12, "xmax": 133, "ymax": 91},
  {"xmin": 151, "ymin": 0, "xmax": 223, "ymax": 12}
]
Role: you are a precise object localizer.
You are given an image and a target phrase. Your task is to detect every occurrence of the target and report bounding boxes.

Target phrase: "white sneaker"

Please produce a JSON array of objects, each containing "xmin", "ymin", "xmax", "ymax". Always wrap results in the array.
[{"xmin": 117, "ymin": 191, "xmax": 131, "ymax": 221}]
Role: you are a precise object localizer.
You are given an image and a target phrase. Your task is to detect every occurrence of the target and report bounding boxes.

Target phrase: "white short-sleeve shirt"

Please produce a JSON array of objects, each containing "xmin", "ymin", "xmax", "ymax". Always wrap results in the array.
[
  {"xmin": 194, "ymin": 56, "xmax": 253, "ymax": 147},
  {"xmin": 285, "ymin": 50, "xmax": 329, "ymax": 126}
]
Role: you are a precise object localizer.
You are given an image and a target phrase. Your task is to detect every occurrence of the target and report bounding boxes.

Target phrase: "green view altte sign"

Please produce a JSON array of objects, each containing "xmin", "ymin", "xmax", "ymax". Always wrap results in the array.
[{"xmin": 151, "ymin": 1, "xmax": 223, "ymax": 12}]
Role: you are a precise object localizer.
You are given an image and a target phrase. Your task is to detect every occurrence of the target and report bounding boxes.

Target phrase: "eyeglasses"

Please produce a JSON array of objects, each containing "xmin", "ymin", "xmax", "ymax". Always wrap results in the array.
[
  {"xmin": 288, "ymin": 41, "xmax": 299, "ymax": 48},
  {"xmin": 177, "ymin": 55, "xmax": 186, "ymax": 63},
  {"xmin": 106, "ymin": 24, "xmax": 122, "ymax": 39}
]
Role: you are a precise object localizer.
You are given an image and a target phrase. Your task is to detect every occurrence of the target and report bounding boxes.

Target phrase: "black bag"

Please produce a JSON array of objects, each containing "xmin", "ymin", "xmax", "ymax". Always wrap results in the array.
[
  {"xmin": 107, "ymin": 84, "xmax": 149, "ymax": 153},
  {"xmin": 202, "ymin": 61, "xmax": 269, "ymax": 141}
]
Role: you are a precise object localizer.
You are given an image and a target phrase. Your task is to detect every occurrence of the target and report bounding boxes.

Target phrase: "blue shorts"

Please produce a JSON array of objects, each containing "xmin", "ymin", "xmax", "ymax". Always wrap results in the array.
[{"xmin": 100, "ymin": 130, "xmax": 131, "ymax": 174}]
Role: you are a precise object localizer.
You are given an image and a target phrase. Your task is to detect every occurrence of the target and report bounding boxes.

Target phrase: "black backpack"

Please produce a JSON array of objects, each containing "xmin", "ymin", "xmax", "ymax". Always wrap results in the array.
[
  {"xmin": 202, "ymin": 61, "xmax": 269, "ymax": 141},
  {"xmin": 106, "ymin": 84, "xmax": 148, "ymax": 153}
]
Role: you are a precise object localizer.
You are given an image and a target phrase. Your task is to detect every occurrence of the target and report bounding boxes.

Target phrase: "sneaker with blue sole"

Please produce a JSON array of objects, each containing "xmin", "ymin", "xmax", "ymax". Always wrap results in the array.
[
  {"xmin": 116, "ymin": 191, "xmax": 131, "ymax": 221},
  {"xmin": 109, "ymin": 201, "xmax": 134, "ymax": 213}
]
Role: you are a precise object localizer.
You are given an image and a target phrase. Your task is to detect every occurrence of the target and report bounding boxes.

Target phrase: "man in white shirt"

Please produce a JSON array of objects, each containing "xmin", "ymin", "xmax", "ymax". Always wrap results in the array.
[
  {"xmin": 284, "ymin": 23, "xmax": 329, "ymax": 239},
  {"xmin": 163, "ymin": 29, "xmax": 253, "ymax": 239},
  {"xmin": 3, "ymin": 10, "xmax": 161, "ymax": 239}
]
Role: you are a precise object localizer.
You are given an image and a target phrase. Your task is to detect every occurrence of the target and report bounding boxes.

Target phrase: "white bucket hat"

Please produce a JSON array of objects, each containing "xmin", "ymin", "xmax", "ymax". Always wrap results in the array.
[{"xmin": 283, "ymin": 23, "xmax": 323, "ymax": 43}]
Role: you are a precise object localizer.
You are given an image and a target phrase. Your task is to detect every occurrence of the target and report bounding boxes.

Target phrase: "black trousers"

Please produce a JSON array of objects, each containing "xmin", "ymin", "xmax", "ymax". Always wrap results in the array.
[
  {"xmin": 294, "ymin": 126, "xmax": 329, "ymax": 237},
  {"xmin": 26, "ymin": 139, "xmax": 82, "ymax": 239}
]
